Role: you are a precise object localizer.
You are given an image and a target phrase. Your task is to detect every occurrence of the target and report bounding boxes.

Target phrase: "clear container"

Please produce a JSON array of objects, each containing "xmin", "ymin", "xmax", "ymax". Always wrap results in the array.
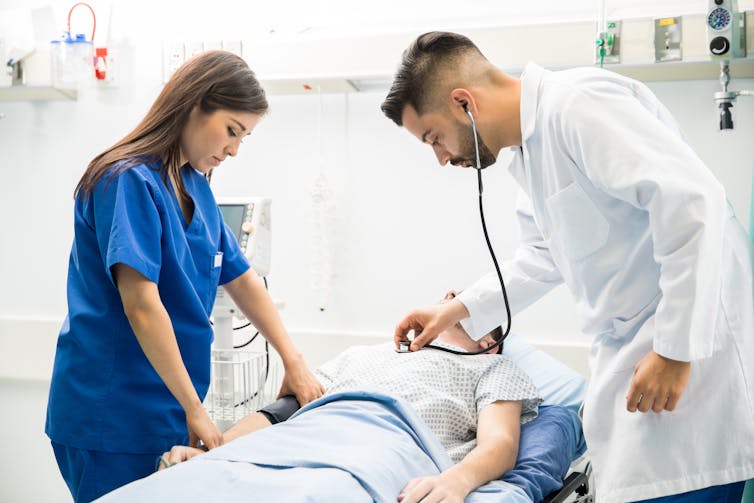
[{"xmin": 50, "ymin": 32, "xmax": 93, "ymax": 89}]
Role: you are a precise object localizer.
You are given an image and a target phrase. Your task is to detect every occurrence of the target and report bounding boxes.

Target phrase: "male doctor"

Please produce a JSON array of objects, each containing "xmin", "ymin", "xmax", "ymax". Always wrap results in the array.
[{"xmin": 382, "ymin": 31, "xmax": 754, "ymax": 503}]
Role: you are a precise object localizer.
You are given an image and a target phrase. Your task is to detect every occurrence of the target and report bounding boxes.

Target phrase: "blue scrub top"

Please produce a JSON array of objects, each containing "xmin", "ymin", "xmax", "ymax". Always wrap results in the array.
[{"xmin": 46, "ymin": 160, "xmax": 249, "ymax": 454}]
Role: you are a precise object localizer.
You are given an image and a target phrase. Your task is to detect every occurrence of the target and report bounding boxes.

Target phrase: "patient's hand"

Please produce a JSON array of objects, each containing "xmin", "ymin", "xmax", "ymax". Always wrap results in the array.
[
  {"xmin": 158, "ymin": 445, "xmax": 205, "ymax": 471},
  {"xmin": 398, "ymin": 473, "xmax": 468, "ymax": 503}
]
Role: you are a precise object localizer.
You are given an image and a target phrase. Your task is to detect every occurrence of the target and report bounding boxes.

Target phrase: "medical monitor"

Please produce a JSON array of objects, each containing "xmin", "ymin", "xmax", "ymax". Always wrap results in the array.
[
  {"xmin": 219, "ymin": 204, "xmax": 247, "ymax": 243},
  {"xmin": 217, "ymin": 197, "xmax": 272, "ymax": 277}
]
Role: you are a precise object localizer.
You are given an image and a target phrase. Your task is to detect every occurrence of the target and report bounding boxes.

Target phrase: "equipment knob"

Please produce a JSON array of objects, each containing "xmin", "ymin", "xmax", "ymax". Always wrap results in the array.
[
  {"xmin": 242, "ymin": 222, "xmax": 255, "ymax": 235},
  {"xmin": 710, "ymin": 36, "xmax": 731, "ymax": 55}
]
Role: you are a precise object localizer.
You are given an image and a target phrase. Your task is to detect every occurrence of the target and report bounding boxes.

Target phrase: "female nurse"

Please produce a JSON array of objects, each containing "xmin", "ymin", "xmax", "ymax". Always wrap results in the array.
[{"xmin": 45, "ymin": 50, "xmax": 325, "ymax": 502}]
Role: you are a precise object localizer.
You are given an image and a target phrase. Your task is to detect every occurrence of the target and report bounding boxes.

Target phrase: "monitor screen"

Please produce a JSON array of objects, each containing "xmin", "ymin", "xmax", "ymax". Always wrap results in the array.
[{"xmin": 219, "ymin": 204, "xmax": 246, "ymax": 243}]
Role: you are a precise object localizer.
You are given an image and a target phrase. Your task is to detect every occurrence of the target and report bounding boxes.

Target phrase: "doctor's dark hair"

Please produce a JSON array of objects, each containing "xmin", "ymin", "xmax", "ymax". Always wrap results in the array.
[
  {"xmin": 75, "ymin": 50, "xmax": 268, "ymax": 199},
  {"xmin": 381, "ymin": 31, "xmax": 484, "ymax": 126}
]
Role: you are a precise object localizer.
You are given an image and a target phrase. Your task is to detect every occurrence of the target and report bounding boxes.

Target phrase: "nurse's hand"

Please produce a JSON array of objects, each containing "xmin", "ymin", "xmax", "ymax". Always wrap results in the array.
[
  {"xmin": 394, "ymin": 298, "xmax": 469, "ymax": 351},
  {"xmin": 626, "ymin": 350, "xmax": 691, "ymax": 413},
  {"xmin": 278, "ymin": 357, "xmax": 325, "ymax": 406},
  {"xmin": 186, "ymin": 403, "xmax": 223, "ymax": 449},
  {"xmin": 157, "ymin": 445, "xmax": 204, "ymax": 471}
]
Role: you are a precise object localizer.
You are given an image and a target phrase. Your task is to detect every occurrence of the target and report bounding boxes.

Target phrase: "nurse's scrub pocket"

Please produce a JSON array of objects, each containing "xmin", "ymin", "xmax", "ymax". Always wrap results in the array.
[
  {"xmin": 211, "ymin": 252, "xmax": 223, "ymax": 282},
  {"xmin": 206, "ymin": 252, "xmax": 223, "ymax": 308}
]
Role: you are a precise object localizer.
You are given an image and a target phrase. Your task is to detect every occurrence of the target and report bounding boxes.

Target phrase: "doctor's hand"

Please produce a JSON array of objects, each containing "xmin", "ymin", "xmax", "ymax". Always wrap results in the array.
[
  {"xmin": 394, "ymin": 297, "xmax": 470, "ymax": 351},
  {"xmin": 626, "ymin": 350, "xmax": 691, "ymax": 413},
  {"xmin": 278, "ymin": 357, "xmax": 325, "ymax": 407},
  {"xmin": 186, "ymin": 402, "xmax": 223, "ymax": 450}
]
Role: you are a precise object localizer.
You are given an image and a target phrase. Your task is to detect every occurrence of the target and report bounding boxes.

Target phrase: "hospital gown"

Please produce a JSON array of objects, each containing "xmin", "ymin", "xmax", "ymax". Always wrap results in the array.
[{"xmin": 315, "ymin": 342, "xmax": 542, "ymax": 462}]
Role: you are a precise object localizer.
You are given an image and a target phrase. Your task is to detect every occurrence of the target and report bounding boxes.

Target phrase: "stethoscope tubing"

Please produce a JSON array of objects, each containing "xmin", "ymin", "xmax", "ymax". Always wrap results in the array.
[{"xmin": 424, "ymin": 110, "xmax": 512, "ymax": 356}]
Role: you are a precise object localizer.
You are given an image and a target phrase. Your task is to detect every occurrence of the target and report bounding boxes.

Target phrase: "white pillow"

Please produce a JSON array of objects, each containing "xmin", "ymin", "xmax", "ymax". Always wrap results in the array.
[{"xmin": 503, "ymin": 335, "xmax": 587, "ymax": 416}]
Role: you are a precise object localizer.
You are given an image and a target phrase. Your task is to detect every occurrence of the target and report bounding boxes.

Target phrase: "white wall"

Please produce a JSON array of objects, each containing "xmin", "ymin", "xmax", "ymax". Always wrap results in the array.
[
  {"xmin": 2, "ymin": 2, "xmax": 754, "ymax": 502},
  {"xmin": 2, "ymin": 66, "xmax": 753, "ymax": 355},
  {"xmin": 1, "ymin": 0, "xmax": 754, "ymax": 371}
]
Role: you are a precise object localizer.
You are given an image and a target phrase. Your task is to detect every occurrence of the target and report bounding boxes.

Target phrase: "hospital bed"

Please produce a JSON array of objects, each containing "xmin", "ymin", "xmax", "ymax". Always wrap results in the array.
[
  {"xmin": 544, "ymin": 468, "xmax": 592, "ymax": 503},
  {"xmin": 503, "ymin": 335, "xmax": 593, "ymax": 503},
  {"xmin": 95, "ymin": 336, "xmax": 593, "ymax": 503}
]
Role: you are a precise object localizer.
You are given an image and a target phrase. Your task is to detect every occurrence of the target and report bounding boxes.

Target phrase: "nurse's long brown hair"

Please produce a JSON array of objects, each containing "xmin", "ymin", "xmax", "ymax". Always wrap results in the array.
[{"xmin": 75, "ymin": 50, "xmax": 268, "ymax": 201}]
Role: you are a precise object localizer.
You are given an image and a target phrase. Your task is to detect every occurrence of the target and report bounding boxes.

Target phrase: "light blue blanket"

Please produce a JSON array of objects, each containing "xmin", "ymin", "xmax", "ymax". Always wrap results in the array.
[{"xmin": 97, "ymin": 389, "xmax": 530, "ymax": 502}]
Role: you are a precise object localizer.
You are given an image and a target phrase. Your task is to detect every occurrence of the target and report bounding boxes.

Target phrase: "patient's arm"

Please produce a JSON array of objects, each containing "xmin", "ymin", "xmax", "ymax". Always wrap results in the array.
[
  {"xmin": 224, "ymin": 394, "xmax": 302, "ymax": 442},
  {"xmin": 398, "ymin": 400, "xmax": 522, "ymax": 503},
  {"xmin": 222, "ymin": 412, "xmax": 273, "ymax": 443},
  {"xmin": 160, "ymin": 396, "xmax": 302, "ymax": 468}
]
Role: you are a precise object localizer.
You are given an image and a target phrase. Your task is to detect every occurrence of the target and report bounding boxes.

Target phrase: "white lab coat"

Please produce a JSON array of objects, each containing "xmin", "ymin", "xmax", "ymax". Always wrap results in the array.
[{"xmin": 458, "ymin": 63, "xmax": 754, "ymax": 502}]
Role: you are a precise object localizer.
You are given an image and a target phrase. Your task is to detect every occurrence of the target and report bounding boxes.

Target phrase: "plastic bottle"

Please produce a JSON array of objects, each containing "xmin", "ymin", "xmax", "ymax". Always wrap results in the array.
[{"xmin": 50, "ymin": 32, "xmax": 93, "ymax": 88}]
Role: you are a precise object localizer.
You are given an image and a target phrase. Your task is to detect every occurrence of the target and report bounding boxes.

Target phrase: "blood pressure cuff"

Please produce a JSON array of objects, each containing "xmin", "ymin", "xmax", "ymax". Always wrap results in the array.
[{"xmin": 258, "ymin": 395, "xmax": 301, "ymax": 424}]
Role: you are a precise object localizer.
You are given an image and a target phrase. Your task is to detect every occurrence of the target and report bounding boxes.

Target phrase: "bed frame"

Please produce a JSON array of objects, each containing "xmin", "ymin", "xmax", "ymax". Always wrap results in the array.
[{"xmin": 543, "ymin": 462, "xmax": 593, "ymax": 503}]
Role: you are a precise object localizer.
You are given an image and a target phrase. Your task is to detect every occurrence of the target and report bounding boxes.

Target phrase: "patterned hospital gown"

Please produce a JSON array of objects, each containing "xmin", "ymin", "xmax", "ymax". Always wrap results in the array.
[{"xmin": 315, "ymin": 341, "xmax": 542, "ymax": 463}]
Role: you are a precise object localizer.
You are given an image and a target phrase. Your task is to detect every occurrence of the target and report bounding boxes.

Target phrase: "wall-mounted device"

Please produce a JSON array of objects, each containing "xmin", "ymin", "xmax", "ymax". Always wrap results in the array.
[
  {"xmin": 706, "ymin": 0, "xmax": 754, "ymax": 130},
  {"xmin": 707, "ymin": 0, "xmax": 742, "ymax": 60},
  {"xmin": 655, "ymin": 17, "xmax": 683, "ymax": 62},
  {"xmin": 595, "ymin": 20, "xmax": 621, "ymax": 65}
]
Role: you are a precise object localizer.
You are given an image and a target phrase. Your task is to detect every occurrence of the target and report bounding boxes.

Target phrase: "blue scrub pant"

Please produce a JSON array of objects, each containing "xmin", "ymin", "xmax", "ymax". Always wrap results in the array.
[
  {"xmin": 634, "ymin": 481, "xmax": 746, "ymax": 503},
  {"xmin": 51, "ymin": 441, "xmax": 159, "ymax": 502}
]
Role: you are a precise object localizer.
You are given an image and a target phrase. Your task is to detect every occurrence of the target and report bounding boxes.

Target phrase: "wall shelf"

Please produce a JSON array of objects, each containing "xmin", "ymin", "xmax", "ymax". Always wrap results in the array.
[
  {"xmin": 249, "ymin": 12, "xmax": 754, "ymax": 94},
  {"xmin": 606, "ymin": 58, "xmax": 754, "ymax": 82},
  {"xmin": 259, "ymin": 58, "xmax": 754, "ymax": 95},
  {"xmin": 0, "ymin": 86, "xmax": 78, "ymax": 102}
]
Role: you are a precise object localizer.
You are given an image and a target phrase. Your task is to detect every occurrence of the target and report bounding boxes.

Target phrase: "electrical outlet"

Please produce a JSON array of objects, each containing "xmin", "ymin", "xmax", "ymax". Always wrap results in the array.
[{"xmin": 163, "ymin": 42, "xmax": 185, "ymax": 83}]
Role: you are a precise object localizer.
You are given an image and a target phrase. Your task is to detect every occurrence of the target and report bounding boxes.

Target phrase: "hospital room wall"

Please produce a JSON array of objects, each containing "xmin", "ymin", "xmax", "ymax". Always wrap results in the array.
[
  {"xmin": 2, "ymin": 4, "xmax": 754, "ymax": 503},
  {"xmin": 1, "ymin": 80, "xmax": 753, "ymax": 503},
  {"xmin": 1, "ymin": 24, "xmax": 754, "ymax": 383}
]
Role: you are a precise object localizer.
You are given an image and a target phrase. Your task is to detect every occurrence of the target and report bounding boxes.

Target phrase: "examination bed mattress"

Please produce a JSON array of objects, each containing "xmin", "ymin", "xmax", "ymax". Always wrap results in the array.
[{"xmin": 96, "ymin": 388, "xmax": 583, "ymax": 502}]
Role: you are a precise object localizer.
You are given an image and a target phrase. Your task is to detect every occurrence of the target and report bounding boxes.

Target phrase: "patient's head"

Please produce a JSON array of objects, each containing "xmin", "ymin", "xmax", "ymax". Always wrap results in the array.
[{"xmin": 435, "ymin": 290, "xmax": 502, "ymax": 354}]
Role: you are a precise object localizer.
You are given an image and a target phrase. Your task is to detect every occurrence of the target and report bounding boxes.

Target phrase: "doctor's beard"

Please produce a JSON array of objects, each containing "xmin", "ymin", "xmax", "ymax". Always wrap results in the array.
[{"xmin": 450, "ymin": 121, "xmax": 497, "ymax": 169}]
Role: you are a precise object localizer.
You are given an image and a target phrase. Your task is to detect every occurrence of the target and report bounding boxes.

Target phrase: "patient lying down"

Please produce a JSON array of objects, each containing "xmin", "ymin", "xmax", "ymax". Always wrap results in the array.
[{"xmin": 158, "ymin": 304, "xmax": 541, "ymax": 502}]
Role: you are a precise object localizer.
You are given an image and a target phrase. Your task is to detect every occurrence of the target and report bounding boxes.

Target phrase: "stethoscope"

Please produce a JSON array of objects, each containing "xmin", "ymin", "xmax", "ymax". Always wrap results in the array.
[{"xmin": 406, "ymin": 104, "xmax": 512, "ymax": 356}]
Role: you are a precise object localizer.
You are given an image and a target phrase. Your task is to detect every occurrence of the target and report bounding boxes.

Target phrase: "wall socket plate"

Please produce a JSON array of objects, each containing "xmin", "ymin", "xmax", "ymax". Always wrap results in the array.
[{"xmin": 655, "ymin": 16, "xmax": 683, "ymax": 62}]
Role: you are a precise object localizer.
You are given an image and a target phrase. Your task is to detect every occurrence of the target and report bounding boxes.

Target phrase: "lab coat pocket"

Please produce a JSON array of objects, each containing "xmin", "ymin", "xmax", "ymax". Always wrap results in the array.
[
  {"xmin": 545, "ymin": 183, "xmax": 609, "ymax": 262},
  {"xmin": 609, "ymin": 315, "xmax": 655, "ymax": 374}
]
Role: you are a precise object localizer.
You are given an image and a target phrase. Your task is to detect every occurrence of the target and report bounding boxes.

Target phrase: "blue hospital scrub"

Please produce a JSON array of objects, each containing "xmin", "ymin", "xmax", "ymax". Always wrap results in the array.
[{"xmin": 45, "ymin": 160, "xmax": 249, "ymax": 501}]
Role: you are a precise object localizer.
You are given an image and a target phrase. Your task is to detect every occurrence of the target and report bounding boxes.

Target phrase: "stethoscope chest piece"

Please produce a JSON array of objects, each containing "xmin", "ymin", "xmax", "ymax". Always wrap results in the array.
[{"xmin": 395, "ymin": 340, "xmax": 412, "ymax": 353}]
